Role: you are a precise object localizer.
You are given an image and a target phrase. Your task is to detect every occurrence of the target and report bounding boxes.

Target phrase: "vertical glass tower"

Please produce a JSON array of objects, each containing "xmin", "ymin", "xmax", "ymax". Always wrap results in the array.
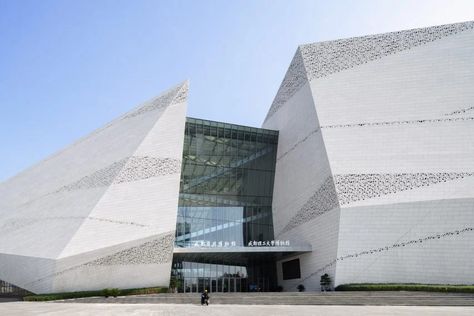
[{"xmin": 172, "ymin": 118, "xmax": 280, "ymax": 292}]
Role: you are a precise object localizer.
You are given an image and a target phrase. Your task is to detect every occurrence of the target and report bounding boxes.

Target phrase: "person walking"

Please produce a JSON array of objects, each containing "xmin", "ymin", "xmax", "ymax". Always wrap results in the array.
[{"xmin": 200, "ymin": 289, "xmax": 210, "ymax": 306}]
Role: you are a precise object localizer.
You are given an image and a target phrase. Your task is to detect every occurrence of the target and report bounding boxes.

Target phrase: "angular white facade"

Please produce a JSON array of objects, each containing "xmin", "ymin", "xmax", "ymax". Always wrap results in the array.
[
  {"xmin": 2, "ymin": 21, "xmax": 474, "ymax": 295},
  {"xmin": 263, "ymin": 21, "xmax": 474, "ymax": 290},
  {"xmin": 0, "ymin": 82, "xmax": 188, "ymax": 294}
]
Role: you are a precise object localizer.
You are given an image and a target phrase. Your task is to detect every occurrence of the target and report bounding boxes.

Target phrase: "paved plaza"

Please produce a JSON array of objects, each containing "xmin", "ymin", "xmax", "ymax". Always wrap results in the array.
[
  {"xmin": 2, "ymin": 291, "xmax": 474, "ymax": 315},
  {"xmin": 1, "ymin": 302, "xmax": 474, "ymax": 316},
  {"xmin": 56, "ymin": 291, "xmax": 474, "ymax": 306}
]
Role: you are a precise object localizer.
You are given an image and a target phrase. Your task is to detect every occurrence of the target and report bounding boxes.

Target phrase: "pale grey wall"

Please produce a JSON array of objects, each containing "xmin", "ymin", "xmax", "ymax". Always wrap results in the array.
[
  {"xmin": 0, "ymin": 82, "xmax": 188, "ymax": 293},
  {"xmin": 264, "ymin": 21, "xmax": 474, "ymax": 290}
]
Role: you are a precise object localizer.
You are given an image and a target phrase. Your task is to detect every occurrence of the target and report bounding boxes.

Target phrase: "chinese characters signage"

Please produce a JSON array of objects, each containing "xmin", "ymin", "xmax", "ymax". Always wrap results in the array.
[
  {"xmin": 192, "ymin": 241, "xmax": 237, "ymax": 248},
  {"xmin": 248, "ymin": 240, "xmax": 290, "ymax": 247},
  {"xmin": 191, "ymin": 240, "xmax": 291, "ymax": 247}
]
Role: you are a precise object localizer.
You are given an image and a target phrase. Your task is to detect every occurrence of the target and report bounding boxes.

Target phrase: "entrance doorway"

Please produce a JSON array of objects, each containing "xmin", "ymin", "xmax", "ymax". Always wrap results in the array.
[{"xmin": 173, "ymin": 258, "xmax": 275, "ymax": 293}]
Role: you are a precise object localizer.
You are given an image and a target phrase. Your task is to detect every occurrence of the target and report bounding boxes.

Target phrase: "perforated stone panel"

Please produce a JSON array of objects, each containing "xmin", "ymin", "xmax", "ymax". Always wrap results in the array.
[
  {"xmin": 279, "ymin": 177, "xmax": 339, "ymax": 235},
  {"xmin": 0, "ymin": 81, "xmax": 188, "ymax": 293},
  {"xmin": 322, "ymin": 116, "xmax": 474, "ymax": 129},
  {"xmin": 302, "ymin": 226, "xmax": 474, "ymax": 283},
  {"xmin": 264, "ymin": 48, "xmax": 307, "ymax": 121},
  {"xmin": 334, "ymin": 172, "xmax": 474, "ymax": 205},
  {"xmin": 86, "ymin": 232, "xmax": 175, "ymax": 266},
  {"xmin": 24, "ymin": 232, "xmax": 175, "ymax": 287},
  {"xmin": 122, "ymin": 83, "xmax": 185, "ymax": 120},
  {"xmin": 1, "ymin": 216, "xmax": 149, "ymax": 235},
  {"xmin": 114, "ymin": 156, "xmax": 181, "ymax": 184},
  {"xmin": 57, "ymin": 156, "xmax": 181, "ymax": 193},
  {"xmin": 58, "ymin": 159, "xmax": 128, "ymax": 192},
  {"xmin": 266, "ymin": 21, "xmax": 474, "ymax": 290},
  {"xmin": 276, "ymin": 126, "xmax": 321, "ymax": 162},
  {"xmin": 277, "ymin": 172, "xmax": 474, "ymax": 234},
  {"xmin": 265, "ymin": 21, "xmax": 474, "ymax": 122},
  {"xmin": 172, "ymin": 81, "xmax": 189, "ymax": 104},
  {"xmin": 444, "ymin": 106, "xmax": 474, "ymax": 116},
  {"xmin": 301, "ymin": 21, "xmax": 474, "ymax": 81}
]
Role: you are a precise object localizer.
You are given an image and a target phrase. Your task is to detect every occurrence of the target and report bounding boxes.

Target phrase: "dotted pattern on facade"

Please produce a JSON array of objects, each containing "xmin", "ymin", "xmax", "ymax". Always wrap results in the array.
[
  {"xmin": 113, "ymin": 156, "xmax": 181, "ymax": 184},
  {"xmin": 1, "ymin": 216, "xmax": 149, "ymax": 234},
  {"xmin": 279, "ymin": 176, "xmax": 339, "ymax": 235},
  {"xmin": 302, "ymin": 227, "xmax": 474, "ymax": 283},
  {"xmin": 444, "ymin": 106, "xmax": 474, "ymax": 116},
  {"xmin": 57, "ymin": 156, "xmax": 181, "ymax": 192},
  {"xmin": 322, "ymin": 116, "xmax": 474, "ymax": 129},
  {"xmin": 172, "ymin": 82, "xmax": 188, "ymax": 105},
  {"xmin": 334, "ymin": 172, "xmax": 474, "ymax": 205},
  {"xmin": 25, "ymin": 232, "xmax": 175, "ymax": 286},
  {"xmin": 274, "ymin": 116, "xmax": 474, "ymax": 166},
  {"xmin": 122, "ymin": 85, "xmax": 181, "ymax": 120},
  {"xmin": 58, "ymin": 159, "xmax": 128, "ymax": 192},
  {"xmin": 264, "ymin": 48, "xmax": 307, "ymax": 121},
  {"xmin": 85, "ymin": 232, "xmax": 175, "ymax": 266},
  {"xmin": 265, "ymin": 21, "xmax": 474, "ymax": 122},
  {"xmin": 301, "ymin": 21, "xmax": 474, "ymax": 81},
  {"xmin": 277, "ymin": 126, "xmax": 321, "ymax": 162},
  {"xmin": 5, "ymin": 156, "xmax": 182, "ymax": 233},
  {"xmin": 278, "ymin": 172, "xmax": 474, "ymax": 235}
]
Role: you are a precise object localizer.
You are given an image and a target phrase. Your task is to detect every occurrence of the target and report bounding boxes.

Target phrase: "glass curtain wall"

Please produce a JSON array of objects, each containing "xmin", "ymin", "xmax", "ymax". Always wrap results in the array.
[
  {"xmin": 172, "ymin": 255, "xmax": 277, "ymax": 293},
  {"xmin": 0, "ymin": 279, "xmax": 31, "ymax": 297},
  {"xmin": 172, "ymin": 118, "xmax": 279, "ymax": 292}
]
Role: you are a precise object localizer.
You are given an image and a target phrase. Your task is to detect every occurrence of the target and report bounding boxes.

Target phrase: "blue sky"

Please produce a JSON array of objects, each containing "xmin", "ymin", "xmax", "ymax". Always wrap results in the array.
[{"xmin": 1, "ymin": 0, "xmax": 474, "ymax": 181}]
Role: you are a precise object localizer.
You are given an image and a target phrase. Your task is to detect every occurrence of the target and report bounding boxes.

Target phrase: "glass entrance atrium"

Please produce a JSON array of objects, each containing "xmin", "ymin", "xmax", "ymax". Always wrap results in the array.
[{"xmin": 172, "ymin": 117, "xmax": 279, "ymax": 292}]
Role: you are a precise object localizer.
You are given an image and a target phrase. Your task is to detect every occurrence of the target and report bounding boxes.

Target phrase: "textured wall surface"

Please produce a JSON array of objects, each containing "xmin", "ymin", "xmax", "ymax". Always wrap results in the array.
[
  {"xmin": 264, "ymin": 21, "xmax": 474, "ymax": 290},
  {"xmin": 0, "ymin": 82, "xmax": 188, "ymax": 293},
  {"xmin": 263, "ymin": 76, "xmax": 341, "ymax": 292}
]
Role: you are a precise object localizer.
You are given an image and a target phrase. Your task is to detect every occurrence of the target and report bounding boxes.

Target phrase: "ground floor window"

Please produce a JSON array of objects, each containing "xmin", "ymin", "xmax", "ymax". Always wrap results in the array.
[
  {"xmin": 0, "ymin": 279, "xmax": 31, "ymax": 297},
  {"xmin": 172, "ymin": 255, "xmax": 277, "ymax": 292},
  {"xmin": 282, "ymin": 258, "xmax": 301, "ymax": 280}
]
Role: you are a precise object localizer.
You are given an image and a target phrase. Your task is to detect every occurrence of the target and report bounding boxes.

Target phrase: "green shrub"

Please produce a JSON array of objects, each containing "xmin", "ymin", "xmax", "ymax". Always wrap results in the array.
[
  {"xmin": 121, "ymin": 287, "xmax": 168, "ymax": 295},
  {"xmin": 23, "ymin": 286, "xmax": 167, "ymax": 301},
  {"xmin": 24, "ymin": 290, "xmax": 102, "ymax": 301},
  {"xmin": 109, "ymin": 288, "xmax": 120, "ymax": 297},
  {"xmin": 102, "ymin": 288, "xmax": 110, "ymax": 298},
  {"xmin": 335, "ymin": 283, "xmax": 474, "ymax": 293}
]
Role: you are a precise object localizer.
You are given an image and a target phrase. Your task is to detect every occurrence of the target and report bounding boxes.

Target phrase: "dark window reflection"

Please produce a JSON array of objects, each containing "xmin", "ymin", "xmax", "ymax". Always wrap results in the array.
[{"xmin": 0, "ymin": 279, "xmax": 31, "ymax": 297}]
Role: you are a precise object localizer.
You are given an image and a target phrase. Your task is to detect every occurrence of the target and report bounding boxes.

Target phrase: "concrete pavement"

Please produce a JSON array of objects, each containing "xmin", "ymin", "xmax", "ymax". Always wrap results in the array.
[
  {"xmin": 59, "ymin": 291, "xmax": 474, "ymax": 306},
  {"xmin": 1, "ymin": 302, "xmax": 474, "ymax": 316}
]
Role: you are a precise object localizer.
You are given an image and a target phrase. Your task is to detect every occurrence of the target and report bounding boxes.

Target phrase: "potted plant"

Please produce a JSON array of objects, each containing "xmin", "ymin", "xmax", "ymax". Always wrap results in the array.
[
  {"xmin": 169, "ymin": 276, "xmax": 182, "ymax": 293},
  {"xmin": 297, "ymin": 284, "xmax": 305, "ymax": 292},
  {"xmin": 320, "ymin": 273, "xmax": 331, "ymax": 291}
]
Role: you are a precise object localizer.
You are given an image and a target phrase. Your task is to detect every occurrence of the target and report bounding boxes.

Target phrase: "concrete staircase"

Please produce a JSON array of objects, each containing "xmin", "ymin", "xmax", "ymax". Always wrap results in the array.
[{"xmin": 64, "ymin": 292, "xmax": 474, "ymax": 306}]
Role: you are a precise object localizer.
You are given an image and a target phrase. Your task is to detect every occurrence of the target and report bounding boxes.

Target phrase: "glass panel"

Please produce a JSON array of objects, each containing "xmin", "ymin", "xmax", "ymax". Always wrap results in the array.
[
  {"xmin": 172, "ymin": 118, "xmax": 279, "ymax": 292},
  {"xmin": 172, "ymin": 257, "xmax": 277, "ymax": 293},
  {"xmin": 175, "ymin": 118, "xmax": 278, "ymax": 249}
]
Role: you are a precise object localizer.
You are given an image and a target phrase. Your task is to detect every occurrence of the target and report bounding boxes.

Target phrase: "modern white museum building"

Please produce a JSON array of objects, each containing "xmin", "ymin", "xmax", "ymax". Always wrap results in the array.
[{"xmin": 1, "ymin": 20, "xmax": 473, "ymax": 295}]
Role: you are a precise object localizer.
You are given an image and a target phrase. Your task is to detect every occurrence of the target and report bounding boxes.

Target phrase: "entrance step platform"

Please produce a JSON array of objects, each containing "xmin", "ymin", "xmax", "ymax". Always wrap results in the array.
[{"xmin": 59, "ymin": 291, "xmax": 474, "ymax": 306}]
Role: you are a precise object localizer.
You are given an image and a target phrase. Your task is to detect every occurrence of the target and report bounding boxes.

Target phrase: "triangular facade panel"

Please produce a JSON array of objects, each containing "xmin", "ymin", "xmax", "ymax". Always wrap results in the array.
[{"xmin": 0, "ymin": 82, "xmax": 188, "ymax": 293}]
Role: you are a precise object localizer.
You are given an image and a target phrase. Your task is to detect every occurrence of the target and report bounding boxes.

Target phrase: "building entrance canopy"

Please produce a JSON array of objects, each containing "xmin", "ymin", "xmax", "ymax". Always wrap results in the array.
[
  {"xmin": 172, "ymin": 245, "xmax": 311, "ymax": 294},
  {"xmin": 174, "ymin": 244, "xmax": 312, "ymax": 255}
]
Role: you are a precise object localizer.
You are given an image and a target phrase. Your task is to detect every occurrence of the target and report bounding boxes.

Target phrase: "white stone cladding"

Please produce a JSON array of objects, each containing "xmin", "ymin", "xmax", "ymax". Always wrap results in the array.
[
  {"xmin": 0, "ymin": 82, "xmax": 188, "ymax": 294},
  {"xmin": 263, "ymin": 81, "xmax": 341, "ymax": 292},
  {"xmin": 264, "ymin": 21, "xmax": 474, "ymax": 290},
  {"xmin": 2, "ymin": 20, "xmax": 474, "ymax": 295}
]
